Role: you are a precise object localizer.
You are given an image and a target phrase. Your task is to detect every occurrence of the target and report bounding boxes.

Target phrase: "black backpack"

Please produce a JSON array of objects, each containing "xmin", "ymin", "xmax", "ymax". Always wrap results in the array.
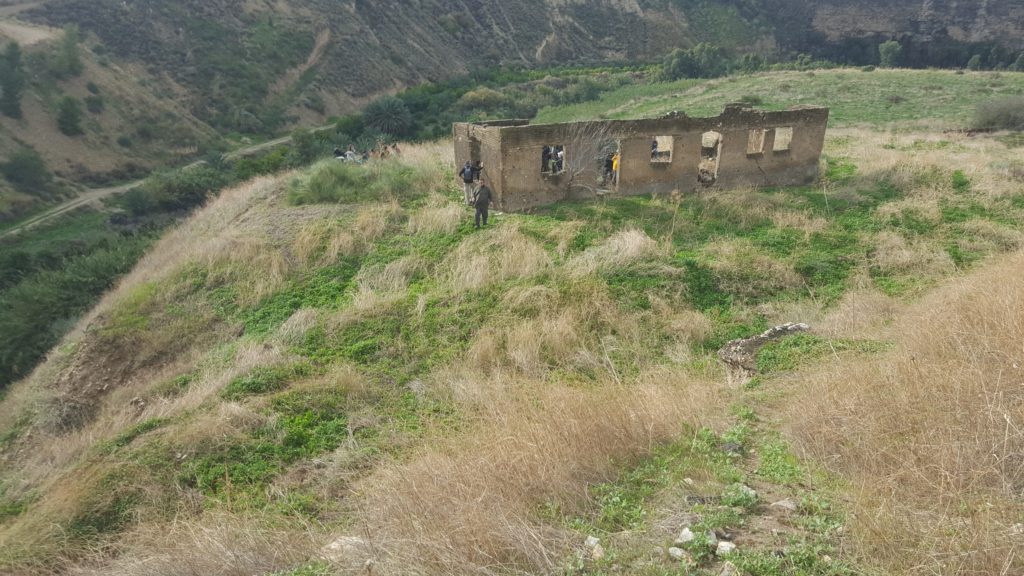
[{"xmin": 462, "ymin": 166, "xmax": 474, "ymax": 182}]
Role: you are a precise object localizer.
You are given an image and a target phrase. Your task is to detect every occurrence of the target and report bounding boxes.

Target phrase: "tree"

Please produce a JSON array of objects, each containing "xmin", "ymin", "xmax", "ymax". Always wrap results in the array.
[
  {"xmin": 878, "ymin": 40, "xmax": 902, "ymax": 68},
  {"xmin": 50, "ymin": 24, "xmax": 84, "ymax": 79},
  {"xmin": 0, "ymin": 42, "xmax": 26, "ymax": 118},
  {"xmin": 966, "ymin": 54, "xmax": 983, "ymax": 71},
  {"xmin": 662, "ymin": 43, "xmax": 728, "ymax": 80},
  {"xmin": 2, "ymin": 147, "xmax": 53, "ymax": 195},
  {"xmin": 362, "ymin": 96, "xmax": 413, "ymax": 137},
  {"xmin": 56, "ymin": 96, "xmax": 84, "ymax": 135},
  {"xmin": 1010, "ymin": 53, "xmax": 1024, "ymax": 72}
]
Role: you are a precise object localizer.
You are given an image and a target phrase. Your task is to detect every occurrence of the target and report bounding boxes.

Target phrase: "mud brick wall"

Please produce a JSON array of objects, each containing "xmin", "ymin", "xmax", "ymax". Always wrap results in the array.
[{"xmin": 453, "ymin": 105, "xmax": 829, "ymax": 211}]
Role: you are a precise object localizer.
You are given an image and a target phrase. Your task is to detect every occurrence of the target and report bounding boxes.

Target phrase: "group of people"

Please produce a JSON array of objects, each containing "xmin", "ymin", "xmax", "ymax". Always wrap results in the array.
[
  {"xmin": 333, "ymin": 142, "xmax": 402, "ymax": 163},
  {"xmin": 458, "ymin": 160, "xmax": 492, "ymax": 229},
  {"xmin": 541, "ymin": 145, "xmax": 565, "ymax": 174}
]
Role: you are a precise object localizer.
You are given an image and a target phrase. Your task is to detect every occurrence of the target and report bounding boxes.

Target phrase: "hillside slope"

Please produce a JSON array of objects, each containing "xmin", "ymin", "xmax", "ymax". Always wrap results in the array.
[{"xmin": 1, "ymin": 69, "xmax": 1024, "ymax": 573}]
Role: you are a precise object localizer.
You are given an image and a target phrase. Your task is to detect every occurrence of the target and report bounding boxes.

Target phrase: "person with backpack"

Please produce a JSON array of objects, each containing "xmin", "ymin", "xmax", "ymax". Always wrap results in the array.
[
  {"xmin": 472, "ymin": 178, "xmax": 493, "ymax": 229},
  {"xmin": 458, "ymin": 161, "xmax": 476, "ymax": 205}
]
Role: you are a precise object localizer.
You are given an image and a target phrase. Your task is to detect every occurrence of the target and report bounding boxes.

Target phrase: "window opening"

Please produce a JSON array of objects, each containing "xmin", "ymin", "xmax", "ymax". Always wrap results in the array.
[
  {"xmin": 699, "ymin": 131, "xmax": 722, "ymax": 185},
  {"xmin": 747, "ymin": 129, "xmax": 766, "ymax": 155},
  {"xmin": 774, "ymin": 127, "xmax": 793, "ymax": 153},
  {"xmin": 651, "ymin": 136, "xmax": 674, "ymax": 163},
  {"xmin": 600, "ymin": 141, "xmax": 620, "ymax": 188},
  {"xmin": 541, "ymin": 144, "xmax": 566, "ymax": 175}
]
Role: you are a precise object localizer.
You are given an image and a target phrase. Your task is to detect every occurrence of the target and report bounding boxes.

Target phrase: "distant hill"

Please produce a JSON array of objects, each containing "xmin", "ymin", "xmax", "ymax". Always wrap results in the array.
[
  {"xmin": 0, "ymin": 0, "xmax": 1020, "ymax": 219},
  {"xmin": 23, "ymin": 0, "xmax": 1024, "ymax": 133}
]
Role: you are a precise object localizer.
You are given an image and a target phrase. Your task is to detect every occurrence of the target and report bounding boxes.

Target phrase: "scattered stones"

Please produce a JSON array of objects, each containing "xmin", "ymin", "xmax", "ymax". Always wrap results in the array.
[
  {"xmin": 668, "ymin": 547, "xmax": 687, "ymax": 560},
  {"xmin": 719, "ymin": 561, "xmax": 740, "ymax": 576},
  {"xmin": 706, "ymin": 530, "xmax": 719, "ymax": 546},
  {"xmin": 584, "ymin": 535, "xmax": 601, "ymax": 549},
  {"xmin": 683, "ymin": 477, "xmax": 695, "ymax": 486},
  {"xmin": 771, "ymin": 498, "xmax": 799, "ymax": 512},
  {"xmin": 716, "ymin": 541, "xmax": 737, "ymax": 556}
]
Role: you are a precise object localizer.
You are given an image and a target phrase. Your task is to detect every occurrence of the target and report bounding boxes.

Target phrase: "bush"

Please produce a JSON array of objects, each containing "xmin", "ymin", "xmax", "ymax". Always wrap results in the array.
[
  {"xmin": 1, "ymin": 147, "xmax": 53, "ymax": 195},
  {"xmin": 56, "ymin": 96, "xmax": 84, "ymax": 135},
  {"xmin": 973, "ymin": 96, "xmax": 1024, "ymax": 131},
  {"xmin": 967, "ymin": 54, "xmax": 983, "ymax": 71},
  {"xmin": 878, "ymin": 40, "xmax": 902, "ymax": 68},
  {"xmin": 49, "ymin": 24, "xmax": 83, "ymax": 79},
  {"xmin": 84, "ymin": 95, "xmax": 104, "ymax": 114},
  {"xmin": 122, "ymin": 164, "xmax": 231, "ymax": 215},
  {"xmin": 288, "ymin": 160, "xmax": 431, "ymax": 205}
]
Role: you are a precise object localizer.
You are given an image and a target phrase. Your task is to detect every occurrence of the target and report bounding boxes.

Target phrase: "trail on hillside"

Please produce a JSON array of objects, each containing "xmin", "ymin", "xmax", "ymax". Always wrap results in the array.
[{"xmin": 0, "ymin": 1, "xmax": 54, "ymax": 45}]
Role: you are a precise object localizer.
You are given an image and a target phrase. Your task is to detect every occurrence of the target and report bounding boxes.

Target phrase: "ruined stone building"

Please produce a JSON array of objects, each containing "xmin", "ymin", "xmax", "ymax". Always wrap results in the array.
[{"xmin": 453, "ymin": 104, "xmax": 829, "ymax": 212}]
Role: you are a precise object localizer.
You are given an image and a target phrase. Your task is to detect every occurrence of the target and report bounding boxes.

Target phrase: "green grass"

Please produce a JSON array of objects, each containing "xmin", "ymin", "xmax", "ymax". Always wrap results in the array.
[
  {"xmin": 537, "ymin": 70, "xmax": 1024, "ymax": 127},
  {"xmin": 755, "ymin": 334, "xmax": 890, "ymax": 373}
]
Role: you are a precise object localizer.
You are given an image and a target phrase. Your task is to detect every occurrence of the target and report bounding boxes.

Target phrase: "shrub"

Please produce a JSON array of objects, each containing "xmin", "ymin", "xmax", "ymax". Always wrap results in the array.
[
  {"xmin": 84, "ymin": 94, "xmax": 104, "ymax": 114},
  {"xmin": 973, "ymin": 96, "xmax": 1024, "ymax": 131},
  {"xmin": 56, "ymin": 96, "xmax": 84, "ymax": 135},
  {"xmin": 1, "ymin": 147, "xmax": 53, "ymax": 195},
  {"xmin": 122, "ymin": 164, "xmax": 231, "ymax": 215},
  {"xmin": 288, "ymin": 160, "xmax": 431, "ymax": 205},
  {"xmin": 878, "ymin": 40, "xmax": 902, "ymax": 68},
  {"xmin": 49, "ymin": 24, "xmax": 83, "ymax": 78},
  {"xmin": 967, "ymin": 54, "xmax": 983, "ymax": 71}
]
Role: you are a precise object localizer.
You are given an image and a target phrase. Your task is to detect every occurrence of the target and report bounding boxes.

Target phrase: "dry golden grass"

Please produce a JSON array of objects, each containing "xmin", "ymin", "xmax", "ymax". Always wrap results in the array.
[
  {"xmin": 67, "ymin": 512, "xmax": 324, "ymax": 576},
  {"xmin": 567, "ymin": 228, "xmax": 661, "ymax": 277},
  {"xmin": 351, "ymin": 256, "xmax": 424, "ymax": 309},
  {"xmin": 356, "ymin": 370, "xmax": 723, "ymax": 575},
  {"xmin": 780, "ymin": 250, "xmax": 1024, "ymax": 575},
  {"xmin": 869, "ymin": 230, "xmax": 955, "ymax": 277},
  {"xmin": 407, "ymin": 199, "xmax": 464, "ymax": 236},
  {"xmin": 702, "ymin": 238, "xmax": 804, "ymax": 299},
  {"xmin": 440, "ymin": 224, "xmax": 552, "ymax": 292}
]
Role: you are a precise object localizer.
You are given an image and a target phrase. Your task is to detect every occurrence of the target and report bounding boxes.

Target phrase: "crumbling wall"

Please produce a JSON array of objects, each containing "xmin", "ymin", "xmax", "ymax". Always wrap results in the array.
[{"xmin": 452, "ymin": 105, "xmax": 829, "ymax": 212}]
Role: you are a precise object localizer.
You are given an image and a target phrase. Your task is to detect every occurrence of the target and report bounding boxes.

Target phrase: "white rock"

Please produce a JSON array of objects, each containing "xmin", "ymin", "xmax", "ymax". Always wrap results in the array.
[
  {"xmin": 717, "ymin": 541, "xmax": 737, "ymax": 556},
  {"xmin": 719, "ymin": 561, "xmax": 740, "ymax": 576},
  {"xmin": 591, "ymin": 543, "xmax": 605, "ymax": 560},
  {"xmin": 683, "ymin": 477, "xmax": 695, "ymax": 486},
  {"xmin": 668, "ymin": 547, "xmax": 687, "ymax": 560},
  {"xmin": 584, "ymin": 535, "xmax": 601, "ymax": 549},
  {"xmin": 321, "ymin": 535, "xmax": 370, "ymax": 564},
  {"xmin": 706, "ymin": 530, "xmax": 718, "ymax": 546},
  {"xmin": 770, "ymin": 498, "xmax": 798, "ymax": 512},
  {"xmin": 674, "ymin": 527, "xmax": 695, "ymax": 545},
  {"xmin": 739, "ymin": 484, "xmax": 758, "ymax": 499}
]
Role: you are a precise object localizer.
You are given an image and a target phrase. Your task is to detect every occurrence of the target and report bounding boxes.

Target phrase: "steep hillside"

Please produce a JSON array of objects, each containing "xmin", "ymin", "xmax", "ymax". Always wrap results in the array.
[
  {"xmin": 1, "ymin": 70, "xmax": 1023, "ymax": 573},
  {"xmin": 22, "ymin": 0, "xmax": 1024, "ymax": 134}
]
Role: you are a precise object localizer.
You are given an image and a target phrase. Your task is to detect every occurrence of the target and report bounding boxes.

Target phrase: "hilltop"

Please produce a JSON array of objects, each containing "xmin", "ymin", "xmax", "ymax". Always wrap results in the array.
[{"xmin": 1, "ymin": 67, "xmax": 1023, "ymax": 575}]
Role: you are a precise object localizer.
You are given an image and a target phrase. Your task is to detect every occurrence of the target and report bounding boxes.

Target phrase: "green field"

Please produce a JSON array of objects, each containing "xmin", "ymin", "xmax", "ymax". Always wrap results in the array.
[{"xmin": 536, "ymin": 69, "xmax": 1024, "ymax": 126}]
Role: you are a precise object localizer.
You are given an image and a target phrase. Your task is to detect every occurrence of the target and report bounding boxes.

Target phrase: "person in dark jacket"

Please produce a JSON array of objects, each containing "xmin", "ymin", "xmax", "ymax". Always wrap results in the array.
[
  {"xmin": 458, "ymin": 161, "xmax": 476, "ymax": 205},
  {"xmin": 473, "ymin": 179, "xmax": 493, "ymax": 229}
]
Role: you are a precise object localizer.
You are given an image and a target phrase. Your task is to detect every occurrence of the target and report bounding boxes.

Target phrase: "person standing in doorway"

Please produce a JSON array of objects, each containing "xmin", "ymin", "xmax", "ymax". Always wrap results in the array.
[
  {"xmin": 473, "ymin": 178, "xmax": 493, "ymax": 229},
  {"xmin": 458, "ymin": 161, "xmax": 476, "ymax": 205},
  {"xmin": 612, "ymin": 151, "xmax": 621, "ymax": 185}
]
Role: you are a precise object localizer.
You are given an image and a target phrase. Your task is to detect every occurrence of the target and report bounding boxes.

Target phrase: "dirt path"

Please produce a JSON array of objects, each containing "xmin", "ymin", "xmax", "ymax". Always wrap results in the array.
[
  {"xmin": 2, "ymin": 180, "xmax": 142, "ymax": 238},
  {"xmin": 3, "ymin": 116, "xmax": 335, "ymax": 237},
  {"xmin": 0, "ymin": 1, "xmax": 56, "ymax": 45}
]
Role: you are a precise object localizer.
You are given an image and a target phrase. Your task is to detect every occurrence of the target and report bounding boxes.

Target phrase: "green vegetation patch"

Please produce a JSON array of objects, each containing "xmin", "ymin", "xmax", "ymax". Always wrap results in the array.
[
  {"xmin": 288, "ymin": 160, "xmax": 435, "ymax": 205},
  {"xmin": 755, "ymin": 334, "xmax": 889, "ymax": 373},
  {"xmin": 222, "ymin": 364, "xmax": 312, "ymax": 400}
]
